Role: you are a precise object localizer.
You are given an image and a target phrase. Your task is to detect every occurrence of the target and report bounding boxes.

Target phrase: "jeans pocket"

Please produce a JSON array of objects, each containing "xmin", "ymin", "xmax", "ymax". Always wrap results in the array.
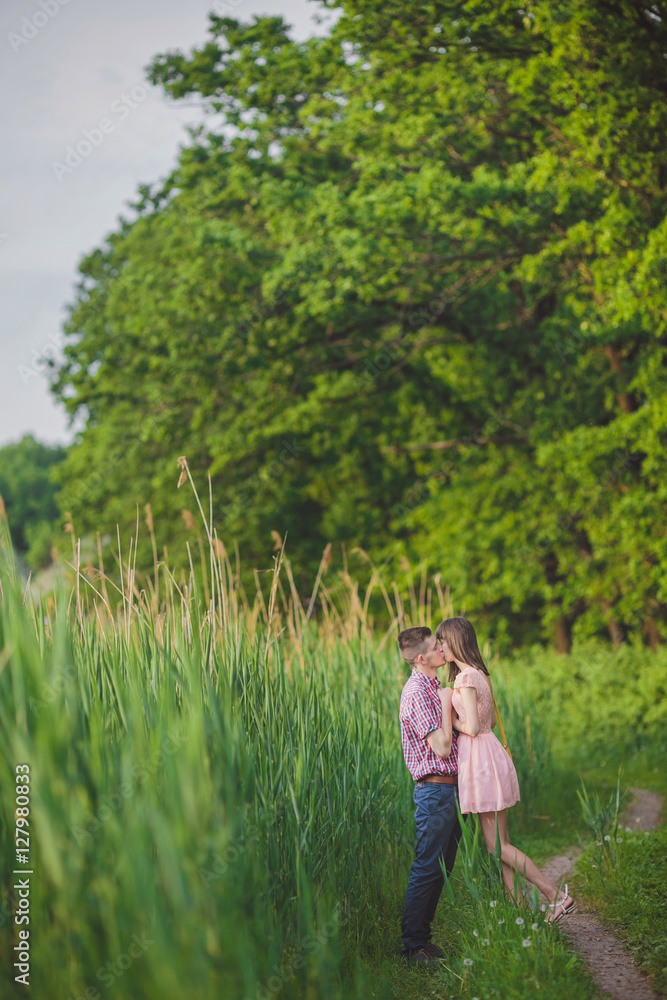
[{"xmin": 414, "ymin": 783, "xmax": 440, "ymax": 808}]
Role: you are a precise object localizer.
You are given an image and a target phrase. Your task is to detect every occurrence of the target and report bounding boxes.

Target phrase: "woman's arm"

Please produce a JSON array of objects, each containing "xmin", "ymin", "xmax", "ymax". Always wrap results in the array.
[
  {"xmin": 454, "ymin": 687, "xmax": 480, "ymax": 737},
  {"xmin": 426, "ymin": 687, "xmax": 453, "ymax": 758}
]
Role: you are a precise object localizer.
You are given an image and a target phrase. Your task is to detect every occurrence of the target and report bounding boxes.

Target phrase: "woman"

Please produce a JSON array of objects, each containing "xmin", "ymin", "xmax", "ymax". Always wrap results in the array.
[{"xmin": 435, "ymin": 616, "xmax": 575, "ymax": 923}]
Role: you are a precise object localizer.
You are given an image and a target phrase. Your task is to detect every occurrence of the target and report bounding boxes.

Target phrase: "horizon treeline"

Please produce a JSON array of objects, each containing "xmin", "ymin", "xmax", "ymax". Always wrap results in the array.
[{"xmin": 19, "ymin": 0, "xmax": 667, "ymax": 650}]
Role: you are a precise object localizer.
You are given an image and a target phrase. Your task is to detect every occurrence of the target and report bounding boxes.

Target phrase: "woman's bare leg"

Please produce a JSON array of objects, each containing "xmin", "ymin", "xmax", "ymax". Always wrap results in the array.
[
  {"xmin": 501, "ymin": 861, "xmax": 515, "ymax": 899},
  {"xmin": 478, "ymin": 810, "xmax": 574, "ymax": 916}
]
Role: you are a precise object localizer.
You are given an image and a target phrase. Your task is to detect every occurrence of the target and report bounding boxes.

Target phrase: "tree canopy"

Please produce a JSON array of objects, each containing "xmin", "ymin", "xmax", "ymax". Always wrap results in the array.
[
  {"xmin": 0, "ymin": 436, "xmax": 66, "ymax": 567},
  {"xmin": 51, "ymin": 0, "xmax": 667, "ymax": 648}
]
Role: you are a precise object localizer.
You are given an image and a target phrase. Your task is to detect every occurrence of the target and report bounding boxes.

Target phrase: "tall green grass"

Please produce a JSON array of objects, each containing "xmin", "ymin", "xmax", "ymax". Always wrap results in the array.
[
  {"xmin": 0, "ymin": 492, "xmax": 664, "ymax": 1000},
  {"xmin": 0, "ymin": 552, "xmax": 414, "ymax": 999}
]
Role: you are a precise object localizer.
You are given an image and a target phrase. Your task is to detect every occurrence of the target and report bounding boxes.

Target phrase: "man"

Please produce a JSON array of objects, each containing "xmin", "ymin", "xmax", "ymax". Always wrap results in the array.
[{"xmin": 398, "ymin": 625, "xmax": 461, "ymax": 967}]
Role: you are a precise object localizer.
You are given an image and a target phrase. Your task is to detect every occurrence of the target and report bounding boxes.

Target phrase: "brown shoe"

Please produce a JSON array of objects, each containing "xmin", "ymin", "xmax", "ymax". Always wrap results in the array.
[
  {"xmin": 422, "ymin": 941, "xmax": 446, "ymax": 959},
  {"xmin": 404, "ymin": 948, "xmax": 441, "ymax": 967}
]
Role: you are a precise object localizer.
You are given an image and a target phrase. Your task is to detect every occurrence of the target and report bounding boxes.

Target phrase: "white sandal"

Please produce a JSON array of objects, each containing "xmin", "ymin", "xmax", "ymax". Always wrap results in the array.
[{"xmin": 547, "ymin": 883, "xmax": 576, "ymax": 923}]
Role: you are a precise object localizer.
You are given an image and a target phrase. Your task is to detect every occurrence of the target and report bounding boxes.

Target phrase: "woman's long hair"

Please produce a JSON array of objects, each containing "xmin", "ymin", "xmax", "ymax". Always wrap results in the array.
[{"xmin": 435, "ymin": 617, "xmax": 490, "ymax": 683}]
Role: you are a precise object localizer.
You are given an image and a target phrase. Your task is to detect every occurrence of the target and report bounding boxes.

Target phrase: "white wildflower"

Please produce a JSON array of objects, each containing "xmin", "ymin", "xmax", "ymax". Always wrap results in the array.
[
  {"xmin": 531, "ymin": 923, "xmax": 540, "ymax": 930},
  {"xmin": 463, "ymin": 958, "xmax": 473, "ymax": 967},
  {"xmin": 522, "ymin": 938, "xmax": 532, "ymax": 948},
  {"xmin": 515, "ymin": 917, "xmax": 524, "ymax": 926}
]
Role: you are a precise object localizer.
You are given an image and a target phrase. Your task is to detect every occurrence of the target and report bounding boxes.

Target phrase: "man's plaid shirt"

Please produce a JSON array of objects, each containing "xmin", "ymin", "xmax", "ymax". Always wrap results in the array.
[{"xmin": 399, "ymin": 669, "xmax": 459, "ymax": 781}]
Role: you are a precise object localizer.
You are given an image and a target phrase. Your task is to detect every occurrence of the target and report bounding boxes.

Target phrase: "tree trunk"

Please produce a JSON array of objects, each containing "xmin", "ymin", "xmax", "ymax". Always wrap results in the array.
[
  {"xmin": 554, "ymin": 615, "xmax": 571, "ymax": 654},
  {"xmin": 600, "ymin": 599, "xmax": 628, "ymax": 647},
  {"xmin": 643, "ymin": 617, "xmax": 663, "ymax": 649},
  {"xmin": 603, "ymin": 345, "xmax": 637, "ymax": 414}
]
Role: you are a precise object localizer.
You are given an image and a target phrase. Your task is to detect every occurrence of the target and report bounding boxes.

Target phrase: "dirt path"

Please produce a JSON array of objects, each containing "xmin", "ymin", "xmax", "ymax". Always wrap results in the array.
[{"xmin": 540, "ymin": 788, "xmax": 664, "ymax": 1000}]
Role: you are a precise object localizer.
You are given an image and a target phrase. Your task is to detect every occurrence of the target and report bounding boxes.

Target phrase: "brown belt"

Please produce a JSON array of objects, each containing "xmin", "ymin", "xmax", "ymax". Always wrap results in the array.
[{"xmin": 416, "ymin": 773, "xmax": 458, "ymax": 786}]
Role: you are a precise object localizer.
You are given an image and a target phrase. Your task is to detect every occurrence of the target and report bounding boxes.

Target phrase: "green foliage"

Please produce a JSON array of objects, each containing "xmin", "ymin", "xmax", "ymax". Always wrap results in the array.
[
  {"xmin": 51, "ymin": 2, "xmax": 667, "ymax": 645},
  {"xmin": 495, "ymin": 642, "xmax": 667, "ymax": 764},
  {"xmin": 578, "ymin": 818, "xmax": 667, "ymax": 993},
  {"xmin": 0, "ymin": 436, "xmax": 65, "ymax": 565}
]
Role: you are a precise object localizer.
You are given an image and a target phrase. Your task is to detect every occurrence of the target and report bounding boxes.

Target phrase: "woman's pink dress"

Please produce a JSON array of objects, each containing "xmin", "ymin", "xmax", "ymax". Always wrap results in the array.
[{"xmin": 452, "ymin": 667, "xmax": 520, "ymax": 815}]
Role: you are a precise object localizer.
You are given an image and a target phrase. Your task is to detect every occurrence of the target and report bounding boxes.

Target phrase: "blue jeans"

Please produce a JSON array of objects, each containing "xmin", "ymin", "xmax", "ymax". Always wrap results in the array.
[{"xmin": 401, "ymin": 781, "xmax": 462, "ymax": 954}]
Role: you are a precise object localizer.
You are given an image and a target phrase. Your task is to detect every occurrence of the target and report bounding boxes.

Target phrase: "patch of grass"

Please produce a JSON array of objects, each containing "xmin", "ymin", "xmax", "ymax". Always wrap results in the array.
[
  {"xmin": 580, "ymin": 744, "xmax": 667, "ymax": 805},
  {"xmin": 577, "ymin": 824, "xmax": 667, "ymax": 995},
  {"xmin": 356, "ymin": 816, "xmax": 601, "ymax": 1000}
]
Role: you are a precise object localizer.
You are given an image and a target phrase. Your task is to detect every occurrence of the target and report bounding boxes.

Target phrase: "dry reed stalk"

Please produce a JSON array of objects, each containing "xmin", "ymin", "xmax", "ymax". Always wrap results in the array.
[
  {"xmin": 264, "ymin": 536, "xmax": 287, "ymax": 660},
  {"xmin": 303, "ymin": 543, "xmax": 332, "ymax": 627},
  {"xmin": 213, "ymin": 534, "xmax": 229, "ymax": 627},
  {"xmin": 144, "ymin": 503, "xmax": 159, "ymax": 610},
  {"xmin": 196, "ymin": 533, "xmax": 211, "ymax": 607},
  {"xmin": 284, "ymin": 558, "xmax": 306, "ymax": 632},
  {"xmin": 391, "ymin": 581, "xmax": 405, "ymax": 631},
  {"xmin": 353, "ymin": 548, "xmax": 396, "ymax": 625},
  {"xmin": 377, "ymin": 615, "xmax": 402, "ymax": 652},
  {"xmin": 252, "ymin": 568, "xmax": 268, "ymax": 626},
  {"xmin": 19, "ymin": 496, "xmax": 464, "ymax": 668},
  {"xmin": 406, "ymin": 569, "xmax": 418, "ymax": 623}
]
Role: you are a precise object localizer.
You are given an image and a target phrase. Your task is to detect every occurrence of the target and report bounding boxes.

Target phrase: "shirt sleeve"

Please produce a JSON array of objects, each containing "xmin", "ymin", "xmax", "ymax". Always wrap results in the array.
[{"xmin": 402, "ymin": 688, "xmax": 441, "ymax": 740}]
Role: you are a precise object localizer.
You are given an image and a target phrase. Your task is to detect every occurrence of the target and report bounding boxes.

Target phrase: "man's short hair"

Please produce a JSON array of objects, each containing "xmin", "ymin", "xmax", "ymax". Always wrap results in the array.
[{"xmin": 397, "ymin": 626, "xmax": 433, "ymax": 665}]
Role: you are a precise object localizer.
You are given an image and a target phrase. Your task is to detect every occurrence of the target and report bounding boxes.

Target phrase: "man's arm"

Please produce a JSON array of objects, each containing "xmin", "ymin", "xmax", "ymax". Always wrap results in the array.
[{"xmin": 426, "ymin": 688, "xmax": 453, "ymax": 758}]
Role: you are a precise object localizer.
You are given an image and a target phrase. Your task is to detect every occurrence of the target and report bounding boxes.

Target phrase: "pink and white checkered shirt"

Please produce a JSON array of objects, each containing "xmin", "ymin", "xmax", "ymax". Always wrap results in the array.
[{"xmin": 399, "ymin": 669, "xmax": 459, "ymax": 781}]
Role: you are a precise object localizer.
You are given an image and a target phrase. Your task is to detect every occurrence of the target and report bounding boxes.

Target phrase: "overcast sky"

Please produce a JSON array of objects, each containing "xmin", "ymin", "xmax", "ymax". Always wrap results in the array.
[{"xmin": 0, "ymin": 0, "xmax": 334, "ymax": 449}]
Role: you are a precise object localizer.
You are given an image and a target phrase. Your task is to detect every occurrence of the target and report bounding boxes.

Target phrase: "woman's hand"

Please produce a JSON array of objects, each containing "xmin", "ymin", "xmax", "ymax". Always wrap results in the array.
[
  {"xmin": 437, "ymin": 686, "xmax": 452, "ymax": 709},
  {"xmin": 425, "ymin": 686, "xmax": 453, "ymax": 759}
]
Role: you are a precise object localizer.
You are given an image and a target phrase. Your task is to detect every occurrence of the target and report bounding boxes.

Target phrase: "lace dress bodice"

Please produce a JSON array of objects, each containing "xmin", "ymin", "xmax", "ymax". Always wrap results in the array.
[{"xmin": 452, "ymin": 667, "xmax": 494, "ymax": 733}]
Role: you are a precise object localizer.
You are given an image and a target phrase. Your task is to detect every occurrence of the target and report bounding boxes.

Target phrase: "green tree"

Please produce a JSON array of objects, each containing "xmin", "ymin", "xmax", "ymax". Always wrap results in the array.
[
  {"xmin": 51, "ymin": 1, "xmax": 667, "ymax": 647},
  {"xmin": 0, "ymin": 436, "xmax": 66, "ymax": 567}
]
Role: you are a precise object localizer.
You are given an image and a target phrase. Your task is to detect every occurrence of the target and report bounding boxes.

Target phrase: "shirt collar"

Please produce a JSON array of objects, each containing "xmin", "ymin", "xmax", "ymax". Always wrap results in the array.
[{"xmin": 411, "ymin": 668, "xmax": 441, "ymax": 689}]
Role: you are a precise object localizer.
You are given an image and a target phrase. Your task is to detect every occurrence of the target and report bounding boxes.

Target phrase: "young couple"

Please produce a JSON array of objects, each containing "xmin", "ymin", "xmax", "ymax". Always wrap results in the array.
[{"xmin": 398, "ymin": 617, "xmax": 576, "ymax": 966}]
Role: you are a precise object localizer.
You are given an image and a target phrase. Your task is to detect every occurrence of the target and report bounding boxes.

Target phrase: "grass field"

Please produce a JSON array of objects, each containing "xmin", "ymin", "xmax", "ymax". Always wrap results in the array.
[{"xmin": 0, "ymin": 515, "xmax": 665, "ymax": 1000}]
